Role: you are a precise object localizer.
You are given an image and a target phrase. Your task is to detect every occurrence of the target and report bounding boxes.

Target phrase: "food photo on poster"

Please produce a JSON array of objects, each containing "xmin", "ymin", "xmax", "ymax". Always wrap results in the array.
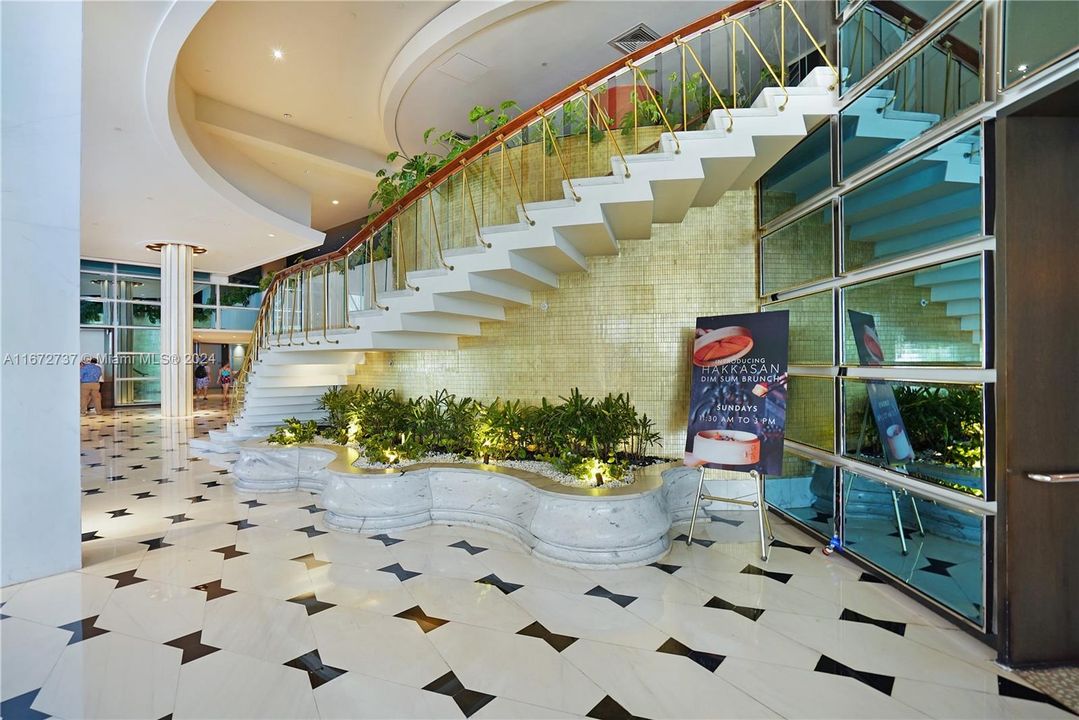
[{"xmin": 684, "ymin": 311, "xmax": 790, "ymax": 476}]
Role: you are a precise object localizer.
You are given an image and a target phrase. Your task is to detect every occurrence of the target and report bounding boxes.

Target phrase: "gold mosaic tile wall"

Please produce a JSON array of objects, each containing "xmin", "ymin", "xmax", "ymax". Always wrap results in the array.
[
  {"xmin": 352, "ymin": 192, "xmax": 759, "ymax": 458},
  {"xmin": 786, "ymin": 375, "xmax": 835, "ymax": 451}
]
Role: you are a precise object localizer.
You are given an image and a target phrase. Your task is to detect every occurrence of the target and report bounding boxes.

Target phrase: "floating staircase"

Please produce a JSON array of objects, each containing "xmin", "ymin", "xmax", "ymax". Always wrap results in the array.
[{"xmin": 200, "ymin": 67, "xmax": 839, "ymax": 446}]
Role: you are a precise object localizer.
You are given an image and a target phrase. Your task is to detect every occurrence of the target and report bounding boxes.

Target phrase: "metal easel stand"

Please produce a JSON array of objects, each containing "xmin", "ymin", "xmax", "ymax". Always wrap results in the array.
[
  {"xmin": 686, "ymin": 468, "xmax": 774, "ymax": 561},
  {"xmin": 842, "ymin": 471, "xmax": 925, "ymax": 555}
]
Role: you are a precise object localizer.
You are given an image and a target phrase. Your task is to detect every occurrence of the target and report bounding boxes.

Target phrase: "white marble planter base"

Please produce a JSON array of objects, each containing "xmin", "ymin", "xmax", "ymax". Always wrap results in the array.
[{"xmin": 232, "ymin": 444, "xmax": 708, "ymax": 568}]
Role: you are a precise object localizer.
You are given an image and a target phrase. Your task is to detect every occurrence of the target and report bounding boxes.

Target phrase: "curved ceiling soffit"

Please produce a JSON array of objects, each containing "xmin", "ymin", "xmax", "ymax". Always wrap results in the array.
[
  {"xmin": 379, "ymin": 0, "xmax": 547, "ymax": 151},
  {"xmin": 144, "ymin": 1, "xmax": 324, "ymax": 250}
]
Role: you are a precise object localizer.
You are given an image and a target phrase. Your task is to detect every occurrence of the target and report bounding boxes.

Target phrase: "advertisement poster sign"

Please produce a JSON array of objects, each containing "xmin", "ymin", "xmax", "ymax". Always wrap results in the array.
[
  {"xmin": 847, "ymin": 310, "xmax": 914, "ymax": 464},
  {"xmin": 684, "ymin": 311, "xmax": 789, "ymax": 475}
]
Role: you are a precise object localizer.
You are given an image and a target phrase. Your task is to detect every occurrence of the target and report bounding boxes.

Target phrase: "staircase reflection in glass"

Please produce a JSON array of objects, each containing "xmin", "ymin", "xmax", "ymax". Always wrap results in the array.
[
  {"xmin": 841, "ymin": 4, "xmax": 982, "ymax": 179},
  {"xmin": 842, "ymin": 126, "xmax": 982, "ymax": 271}
]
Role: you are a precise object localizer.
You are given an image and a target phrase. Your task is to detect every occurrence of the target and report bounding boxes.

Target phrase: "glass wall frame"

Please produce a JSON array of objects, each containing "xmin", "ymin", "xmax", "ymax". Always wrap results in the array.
[
  {"xmin": 758, "ymin": 113, "xmax": 996, "ymax": 630},
  {"xmin": 80, "ymin": 260, "xmax": 264, "ymax": 405},
  {"xmin": 1000, "ymin": 0, "xmax": 1079, "ymax": 90},
  {"xmin": 839, "ymin": 3, "xmax": 985, "ymax": 179}
]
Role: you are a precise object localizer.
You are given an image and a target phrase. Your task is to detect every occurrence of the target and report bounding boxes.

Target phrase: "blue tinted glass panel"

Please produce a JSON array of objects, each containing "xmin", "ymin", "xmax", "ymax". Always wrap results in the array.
[
  {"xmin": 842, "ymin": 257, "xmax": 983, "ymax": 367},
  {"xmin": 80, "ymin": 300, "xmax": 109, "ymax": 326},
  {"xmin": 193, "ymin": 308, "xmax": 216, "ymax": 329},
  {"xmin": 842, "ymin": 379, "xmax": 985, "ymax": 497},
  {"xmin": 767, "ymin": 452, "xmax": 835, "ymax": 538},
  {"xmin": 80, "ymin": 272, "xmax": 113, "ymax": 299},
  {"xmin": 787, "ymin": 376, "xmax": 836, "ymax": 451},
  {"xmin": 760, "ymin": 122, "xmax": 831, "ymax": 223},
  {"xmin": 115, "ymin": 303, "xmax": 161, "ymax": 327},
  {"xmin": 116, "ymin": 263, "xmax": 160, "ymax": 277},
  {"xmin": 114, "ymin": 379, "xmax": 160, "ymax": 405},
  {"xmin": 840, "ymin": 1, "xmax": 954, "ymax": 92},
  {"xmin": 1003, "ymin": 0, "xmax": 1079, "ymax": 87},
  {"xmin": 219, "ymin": 285, "xmax": 262, "ymax": 308},
  {"xmin": 761, "ymin": 206, "xmax": 833, "ymax": 294},
  {"xmin": 80, "ymin": 260, "xmax": 113, "ymax": 272},
  {"xmin": 842, "ymin": 127, "xmax": 982, "ymax": 270},
  {"xmin": 842, "ymin": 470, "xmax": 984, "ymax": 625},
  {"xmin": 220, "ymin": 308, "xmax": 258, "ymax": 331},
  {"xmin": 842, "ymin": 6, "xmax": 982, "ymax": 178},
  {"xmin": 193, "ymin": 283, "xmax": 216, "ymax": 306},
  {"xmin": 116, "ymin": 277, "xmax": 161, "ymax": 302},
  {"xmin": 765, "ymin": 291, "xmax": 833, "ymax": 366}
]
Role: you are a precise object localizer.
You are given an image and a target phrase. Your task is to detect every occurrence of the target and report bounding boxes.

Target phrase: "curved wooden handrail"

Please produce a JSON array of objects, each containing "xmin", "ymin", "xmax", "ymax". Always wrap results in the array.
[{"xmin": 266, "ymin": 0, "xmax": 768, "ymax": 289}]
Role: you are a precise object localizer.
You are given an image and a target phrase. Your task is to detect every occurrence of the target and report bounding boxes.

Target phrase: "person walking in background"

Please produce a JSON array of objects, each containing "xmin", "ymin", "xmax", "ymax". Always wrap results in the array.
[
  {"xmin": 218, "ymin": 362, "xmax": 232, "ymax": 406},
  {"xmin": 80, "ymin": 357, "xmax": 103, "ymax": 415},
  {"xmin": 194, "ymin": 361, "xmax": 210, "ymax": 401}
]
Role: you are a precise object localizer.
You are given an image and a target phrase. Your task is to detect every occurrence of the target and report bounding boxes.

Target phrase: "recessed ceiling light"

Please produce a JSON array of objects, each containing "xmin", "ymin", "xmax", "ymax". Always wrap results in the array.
[
  {"xmin": 268, "ymin": 233, "xmax": 276, "ymax": 238},
  {"xmin": 1017, "ymin": 63, "xmax": 1029, "ymax": 73},
  {"xmin": 283, "ymin": 113, "xmax": 292, "ymax": 120},
  {"xmin": 271, "ymin": 48, "xmax": 285, "ymax": 61},
  {"xmin": 332, "ymin": 200, "xmax": 340, "ymax": 205}
]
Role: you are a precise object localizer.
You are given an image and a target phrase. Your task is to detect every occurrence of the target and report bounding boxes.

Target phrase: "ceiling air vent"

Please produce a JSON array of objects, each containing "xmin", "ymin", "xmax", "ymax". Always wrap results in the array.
[{"xmin": 609, "ymin": 23, "xmax": 661, "ymax": 55}]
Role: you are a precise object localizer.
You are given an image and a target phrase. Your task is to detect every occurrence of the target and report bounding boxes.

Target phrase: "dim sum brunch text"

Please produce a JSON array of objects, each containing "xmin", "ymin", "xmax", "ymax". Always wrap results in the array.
[
  {"xmin": 697, "ymin": 358, "xmax": 783, "ymax": 383},
  {"xmin": 2, "ymin": 353, "xmax": 215, "ymax": 366}
]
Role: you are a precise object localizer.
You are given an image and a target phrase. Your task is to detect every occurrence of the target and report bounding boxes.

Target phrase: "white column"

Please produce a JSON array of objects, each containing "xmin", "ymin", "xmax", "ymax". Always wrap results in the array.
[
  {"xmin": 160, "ymin": 243, "xmax": 194, "ymax": 418},
  {"xmin": 0, "ymin": 1, "xmax": 83, "ymax": 585}
]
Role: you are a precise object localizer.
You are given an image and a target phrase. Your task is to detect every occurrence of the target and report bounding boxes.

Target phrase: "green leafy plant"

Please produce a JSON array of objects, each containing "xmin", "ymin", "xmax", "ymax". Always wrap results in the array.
[
  {"xmin": 267, "ymin": 418, "xmax": 319, "ymax": 446},
  {"xmin": 855, "ymin": 384, "xmax": 984, "ymax": 494},
  {"xmin": 80, "ymin": 300, "xmax": 103, "ymax": 324},
  {"xmin": 314, "ymin": 385, "xmax": 663, "ymax": 482},
  {"xmin": 219, "ymin": 286, "xmax": 255, "ymax": 307},
  {"xmin": 258, "ymin": 271, "xmax": 276, "ymax": 292},
  {"xmin": 369, "ymin": 100, "xmax": 520, "ymax": 213}
]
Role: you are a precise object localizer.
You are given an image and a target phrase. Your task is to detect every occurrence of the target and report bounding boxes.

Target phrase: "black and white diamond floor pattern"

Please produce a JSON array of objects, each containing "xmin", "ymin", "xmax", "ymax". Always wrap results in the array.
[{"xmin": 0, "ymin": 406, "xmax": 1072, "ymax": 719}]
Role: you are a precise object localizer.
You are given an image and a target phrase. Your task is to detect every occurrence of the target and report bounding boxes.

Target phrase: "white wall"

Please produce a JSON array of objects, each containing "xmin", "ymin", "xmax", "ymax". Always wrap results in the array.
[{"xmin": 0, "ymin": 1, "xmax": 83, "ymax": 585}]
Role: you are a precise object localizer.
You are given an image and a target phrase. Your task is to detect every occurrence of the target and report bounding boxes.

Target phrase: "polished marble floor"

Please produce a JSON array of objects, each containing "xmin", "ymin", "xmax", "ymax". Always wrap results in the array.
[{"xmin": 0, "ymin": 407, "xmax": 1075, "ymax": 719}]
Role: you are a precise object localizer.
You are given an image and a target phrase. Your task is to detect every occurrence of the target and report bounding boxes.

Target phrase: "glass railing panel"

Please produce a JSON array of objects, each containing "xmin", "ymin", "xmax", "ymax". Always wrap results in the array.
[
  {"xmin": 395, "ymin": 201, "xmax": 422, "ymax": 287},
  {"xmin": 345, "ymin": 246, "xmax": 367, "ymax": 316},
  {"xmin": 767, "ymin": 451, "xmax": 835, "ymax": 537},
  {"xmin": 116, "ymin": 277, "xmax": 161, "ymax": 302},
  {"xmin": 765, "ymin": 291, "xmax": 834, "ymax": 366},
  {"xmin": 842, "ymin": 469, "xmax": 984, "ymax": 625},
  {"xmin": 115, "ymin": 302, "xmax": 161, "ymax": 327},
  {"xmin": 307, "ymin": 267, "xmax": 325, "ymax": 333},
  {"xmin": 1002, "ymin": 0, "xmax": 1079, "ymax": 87},
  {"xmin": 114, "ymin": 379, "xmax": 160, "ymax": 405},
  {"xmin": 220, "ymin": 308, "xmax": 258, "ymax": 332},
  {"xmin": 117, "ymin": 263, "xmax": 159, "ymax": 278},
  {"xmin": 760, "ymin": 121, "xmax": 832, "ymax": 224},
  {"xmin": 80, "ymin": 300, "xmax": 110, "ymax": 326},
  {"xmin": 842, "ymin": 256, "xmax": 983, "ymax": 367},
  {"xmin": 680, "ymin": 33, "xmax": 725, "ymax": 133},
  {"xmin": 193, "ymin": 307, "xmax": 216, "ymax": 329},
  {"xmin": 116, "ymin": 327, "xmax": 159, "ymax": 355},
  {"xmin": 80, "ymin": 272, "xmax": 113, "ymax": 299},
  {"xmin": 842, "ymin": 126, "xmax": 982, "ymax": 271},
  {"xmin": 193, "ymin": 282, "xmax": 216, "ymax": 306},
  {"xmin": 761, "ymin": 204, "xmax": 833, "ymax": 295},
  {"xmin": 114, "ymin": 352, "xmax": 160, "ymax": 380},
  {"xmin": 732, "ymin": 1, "xmax": 784, "ymax": 108},
  {"xmin": 839, "ymin": 1, "xmax": 954, "ymax": 93},
  {"xmin": 326, "ymin": 259, "xmax": 346, "ymax": 329},
  {"xmin": 841, "ymin": 4, "xmax": 983, "ymax": 179},
  {"xmin": 842, "ymin": 378, "xmax": 986, "ymax": 497},
  {"xmin": 787, "ymin": 375, "xmax": 836, "ymax": 451},
  {"xmin": 219, "ymin": 285, "xmax": 261, "ymax": 308}
]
